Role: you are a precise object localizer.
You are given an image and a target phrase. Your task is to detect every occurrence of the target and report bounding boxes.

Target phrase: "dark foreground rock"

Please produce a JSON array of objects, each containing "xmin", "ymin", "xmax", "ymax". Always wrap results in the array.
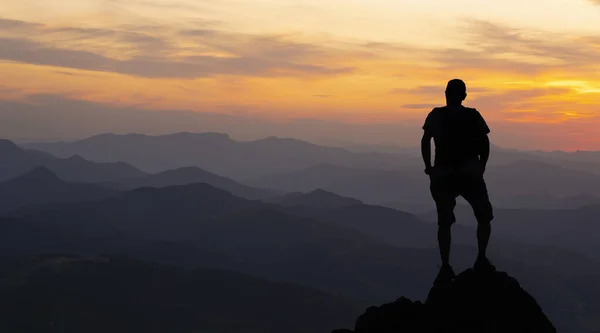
[{"xmin": 335, "ymin": 269, "xmax": 556, "ymax": 333}]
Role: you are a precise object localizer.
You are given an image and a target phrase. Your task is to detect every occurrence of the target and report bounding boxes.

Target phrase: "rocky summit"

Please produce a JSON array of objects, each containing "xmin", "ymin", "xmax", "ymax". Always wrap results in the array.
[{"xmin": 335, "ymin": 269, "xmax": 557, "ymax": 333}]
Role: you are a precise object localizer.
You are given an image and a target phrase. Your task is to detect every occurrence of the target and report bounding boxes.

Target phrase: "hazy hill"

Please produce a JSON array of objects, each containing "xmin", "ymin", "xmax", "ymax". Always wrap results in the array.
[
  {"xmin": 264, "ymin": 189, "xmax": 363, "ymax": 209},
  {"xmin": 0, "ymin": 183, "xmax": 597, "ymax": 332},
  {"xmin": 420, "ymin": 204, "xmax": 600, "ymax": 259},
  {"xmin": 108, "ymin": 166, "xmax": 277, "ymax": 199},
  {"xmin": 0, "ymin": 167, "xmax": 117, "ymax": 212},
  {"xmin": 26, "ymin": 133, "xmax": 600, "ymax": 209},
  {"xmin": 265, "ymin": 190, "xmax": 596, "ymax": 275},
  {"xmin": 254, "ymin": 160, "xmax": 600, "ymax": 211},
  {"xmin": 0, "ymin": 256, "xmax": 360, "ymax": 333},
  {"xmin": 0, "ymin": 139, "xmax": 145, "ymax": 182},
  {"xmin": 0, "ymin": 183, "xmax": 457, "ymax": 302},
  {"xmin": 253, "ymin": 163, "xmax": 428, "ymax": 206},
  {"xmin": 24, "ymin": 132, "xmax": 411, "ymax": 179}
]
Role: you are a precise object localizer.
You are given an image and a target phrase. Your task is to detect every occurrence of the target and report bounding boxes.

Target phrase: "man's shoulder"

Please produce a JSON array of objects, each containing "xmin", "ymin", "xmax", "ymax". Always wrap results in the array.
[
  {"xmin": 427, "ymin": 106, "xmax": 446, "ymax": 117},
  {"xmin": 463, "ymin": 106, "xmax": 482, "ymax": 115}
]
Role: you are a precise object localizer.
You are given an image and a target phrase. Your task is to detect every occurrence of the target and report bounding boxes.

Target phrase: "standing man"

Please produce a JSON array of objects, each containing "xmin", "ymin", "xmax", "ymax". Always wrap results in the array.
[{"xmin": 421, "ymin": 79, "xmax": 495, "ymax": 284}]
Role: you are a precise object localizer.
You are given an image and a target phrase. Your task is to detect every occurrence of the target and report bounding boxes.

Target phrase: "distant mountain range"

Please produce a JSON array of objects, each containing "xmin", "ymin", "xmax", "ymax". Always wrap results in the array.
[
  {"xmin": 0, "ymin": 139, "xmax": 145, "ymax": 182},
  {"xmin": 106, "ymin": 166, "xmax": 277, "ymax": 200},
  {"xmin": 24, "ymin": 132, "xmax": 600, "ymax": 210},
  {"xmin": 5, "ymin": 132, "xmax": 600, "ymax": 332},
  {"xmin": 0, "ymin": 167, "xmax": 117, "ymax": 212},
  {"xmin": 420, "ymin": 203, "xmax": 600, "ymax": 260},
  {"xmin": 0, "ymin": 181, "xmax": 597, "ymax": 332},
  {"xmin": 253, "ymin": 161, "xmax": 600, "ymax": 211},
  {"xmin": 24, "ymin": 132, "xmax": 415, "ymax": 178}
]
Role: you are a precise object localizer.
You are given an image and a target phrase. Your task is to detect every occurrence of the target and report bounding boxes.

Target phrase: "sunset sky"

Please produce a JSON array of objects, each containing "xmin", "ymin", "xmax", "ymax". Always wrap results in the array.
[{"xmin": 1, "ymin": 0, "xmax": 600, "ymax": 150}]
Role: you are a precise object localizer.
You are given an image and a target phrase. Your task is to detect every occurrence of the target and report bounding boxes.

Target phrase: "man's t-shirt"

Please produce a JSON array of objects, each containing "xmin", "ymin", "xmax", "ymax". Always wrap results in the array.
[{"xmin": 423, "ymin": 105, "xmax": 490, "ymax": 170}]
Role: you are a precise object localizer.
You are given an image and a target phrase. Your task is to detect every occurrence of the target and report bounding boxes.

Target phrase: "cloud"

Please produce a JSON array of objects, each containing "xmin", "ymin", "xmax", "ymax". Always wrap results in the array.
[
  {"xmin": 0, "ymin": 17, "xmax": 355, "ymax": 79},
  {"xmin": 401, "ymin": 104, "xmax": 438, "ymax": 109},
  {"xmin": 439, "ymin": 20, "xmax": 600, "ymax": 72},
  {"xmin": 0, "ymin": 85, "xmax": 18, "ymax": 94},
  {"xmin": 371, "ymin": 19, "xmax": 600, "ymax": 77},
  {"xmin": 469, "ymin": 87, "xmax": 573, "ymax": 118},
  {"xmin": 3, "ymin": 15, "xmax": 598, "ymax": 81},
  {"xmin": 0, "ymin": 18, "xmax": 42, "ymax": 30}
]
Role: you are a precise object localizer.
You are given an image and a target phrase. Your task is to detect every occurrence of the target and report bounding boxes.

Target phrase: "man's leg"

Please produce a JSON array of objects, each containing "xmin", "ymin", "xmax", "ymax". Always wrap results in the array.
[
  {"xmin": 431, "ymin": 176, "xmax": 457, "ymax": 266},
  {"xmin": 477, "ymin": 221, "xmax": 491, "ymax": 258},
  {"xmin": 435, "ymin": 219, "xmax": 456, "ymax": 284},
  {"xmin": 438, "ymin": 224, "xmax": 452, "ymax": 266},
  {"xmin": 463, "ymin": 175, "xmax": 495, "ymax": 270}
]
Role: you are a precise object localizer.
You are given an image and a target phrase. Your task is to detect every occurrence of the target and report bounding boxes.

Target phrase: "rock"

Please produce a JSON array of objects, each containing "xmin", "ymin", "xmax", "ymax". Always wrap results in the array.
[{"xmin": 336, "ymin": 269, "xmax": 556, "ymax": 333}]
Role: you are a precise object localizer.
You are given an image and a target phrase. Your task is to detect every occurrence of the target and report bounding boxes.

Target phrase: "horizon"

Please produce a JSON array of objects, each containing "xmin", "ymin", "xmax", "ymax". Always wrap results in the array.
[
  {"xmin": 1, "ymin": 0, "xmax": 600, "ymax": 151},
  {"xmin": 11, "ymin": 130, "xmax": 600, "ymax": 154}
]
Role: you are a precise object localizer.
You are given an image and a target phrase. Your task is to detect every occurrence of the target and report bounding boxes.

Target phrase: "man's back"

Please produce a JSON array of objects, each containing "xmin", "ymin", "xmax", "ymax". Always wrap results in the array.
[{"xmin": 423, "ymin": 105, "xmax": 490, "ymax": 170}]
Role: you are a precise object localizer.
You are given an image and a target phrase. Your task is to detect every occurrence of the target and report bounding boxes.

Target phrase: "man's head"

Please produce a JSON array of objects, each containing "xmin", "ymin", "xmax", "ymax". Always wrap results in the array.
[{"xmin": 445, "ymin": 79, "xmax": 467, "ymax": 106}]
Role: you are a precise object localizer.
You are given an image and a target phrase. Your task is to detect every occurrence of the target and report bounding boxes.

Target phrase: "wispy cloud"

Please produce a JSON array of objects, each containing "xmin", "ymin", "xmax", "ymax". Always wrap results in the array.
[
  {"xmin": 0, "ymin": 17, "xmax": 355, "ymax": 79},
  {"xmin": 401, "ymin": 104, "xmax": 439, "ymax": 109}
]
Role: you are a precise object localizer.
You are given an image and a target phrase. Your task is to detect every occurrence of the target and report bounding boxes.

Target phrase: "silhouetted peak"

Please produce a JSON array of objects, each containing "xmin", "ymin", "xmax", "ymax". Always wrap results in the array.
[
  {"xmin": 272, "ymin": 189, "xmax": 363, "ymax": 209},
  {"xmin": 341, "ymin": 269, "xmax": 556, "ymax": 333},
  {"xmin": 507, "ymin": 159, "xmax": 572, "ymax": 171},
  {"xmin": 79, "ymin": 133, "xmax": 119, "ymax": 143},
  {"xmin": 162, "ymin": 166, "xmax": 214, "ymax": 177},
  {"xmin": 306, "ymin": 189, "xmax": 363, "ymax": 203},
  {"xmin": 169, "ymin": 132, "xmax": 232, "ymax": 142},
  {"xmin": 67, "ymin": 154, "xmax": 87, "ymax": 162},
  {"xmin": 0, "ymin": 139, "xmax": 24, "ymax": 156},
  {"xmin": 126, "ymin": 183, "xmax": 235, "ymax": 200},
  {"xmin": 251, "ymin": 136, "xmax": 322, "ymax": 149},
  {"xmin": 6, "ymin": 167, "xmax": 63, "ymax": 185}
]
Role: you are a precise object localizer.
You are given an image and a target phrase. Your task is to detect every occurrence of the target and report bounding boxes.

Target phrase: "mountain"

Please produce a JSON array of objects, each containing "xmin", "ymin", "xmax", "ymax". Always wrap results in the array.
[
  {"xmin": 421, "ymin": 204, "xmax": 600, "ymax": 260},
  {"xmin": 253, "ymin": 163, "xmax": 428, "ymax": 207},
  {"xmin": 24, "ymin": 132, "xmax": 412, "ymax": 178},
  {"xmin": 0, "ymin": 255, "xmax": 360, "ymax": 333},
  {"xmin": 484, "ymin": 160, "xmax": 600, "ymax": 201},
  {"xmin": 254, "ymin": 160, "xmax": 600, "ymax": 211},
  {"xmin": 25, "ymin": 133, "xmax": 600, "ymax": 209},
  {"xmin": 339, "ymin": 269, "xmax": 556, "ymax": 333},
  {"xmin": 264, "ymin": 191, "xmax": 595, "ymax": 275},
  {"xmin": 109, "ymin": 166, "xmax": 277, "ymax": 199},
  {"xmin": 264, "ymin": 189, "xmax": 363, "ymax": 209},
  {"xmin": 0, "ymin": 167, "xmax": 117, "ymax": 212},
  {"xmin": 0, "ymin": 183, "xmax": 454, "ymax": 303},
  {"xmin": 0, "ymin": 139, "xmax": 146, "ymax": 182},
  {"xmin": 265, "ymin": 190, "xmax": 453, "ymax": 249},
  {"xmin": 1, "ymin": 183, "xmax": 599, "ymax": 332}
]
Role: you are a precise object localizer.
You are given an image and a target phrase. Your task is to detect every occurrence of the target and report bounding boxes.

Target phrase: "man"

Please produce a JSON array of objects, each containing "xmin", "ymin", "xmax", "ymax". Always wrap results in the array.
[{"xmin": 421, "ymin": 79, "xmax": 495, "ymax": 285}]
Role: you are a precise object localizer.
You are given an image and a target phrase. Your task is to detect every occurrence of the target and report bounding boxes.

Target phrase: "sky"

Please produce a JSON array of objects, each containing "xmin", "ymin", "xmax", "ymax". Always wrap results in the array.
[{"xmin": 1, "ymin": 0, "xmax": 600, "ymax": 150}]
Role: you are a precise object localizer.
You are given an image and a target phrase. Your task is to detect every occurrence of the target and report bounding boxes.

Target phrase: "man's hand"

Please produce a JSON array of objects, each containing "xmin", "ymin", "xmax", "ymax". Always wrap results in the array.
[
  {"xmin": 478, "ymin": 159, "xmax": 487, "ymax": 176},
  {"xmin": 424, "ymin": 167, "xmax": 433, "ymax": 175}
]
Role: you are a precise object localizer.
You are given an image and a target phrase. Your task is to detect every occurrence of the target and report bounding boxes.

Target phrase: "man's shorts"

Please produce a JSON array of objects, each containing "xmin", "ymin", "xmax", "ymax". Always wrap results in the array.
[{"xmin": 429, "ymin": 169, "xmax": 494, "ymax": 226}]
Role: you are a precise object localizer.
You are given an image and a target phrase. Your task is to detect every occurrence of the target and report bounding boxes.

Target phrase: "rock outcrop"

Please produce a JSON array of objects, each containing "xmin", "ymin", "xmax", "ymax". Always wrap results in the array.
[{"xmin": 336, "ymin": 269, "xmax": 556, "ymax": 333}]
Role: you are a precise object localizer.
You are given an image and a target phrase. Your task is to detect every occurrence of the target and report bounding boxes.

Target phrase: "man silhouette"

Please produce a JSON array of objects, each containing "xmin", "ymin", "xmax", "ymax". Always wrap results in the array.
[{"xmin": 421, "ymin": 79, "xmax": 494, "ymax": 285}]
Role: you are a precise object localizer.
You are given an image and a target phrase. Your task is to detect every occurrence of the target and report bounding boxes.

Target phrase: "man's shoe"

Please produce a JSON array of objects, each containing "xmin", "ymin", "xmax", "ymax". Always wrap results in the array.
[
  {"xmin": 434, "ymin": 264, "xmax": 456, "ymax": 285},
  {"xmin": 473, "ymin": 256, "xmax": 496, "ymax": 273}
]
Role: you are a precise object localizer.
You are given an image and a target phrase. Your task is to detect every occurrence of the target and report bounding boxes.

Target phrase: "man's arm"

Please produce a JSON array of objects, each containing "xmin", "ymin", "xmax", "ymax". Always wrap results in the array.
[
  {"xmin": 421, "ymin": 131, "xmax": 433, "ymax": 174},
  {"xmin": 472, "ymin": 109, "xmax": 491, "ymax": 172},
  {"xmin": 479, "ymin": 135, "xmax": 490, "ymax": 171}
]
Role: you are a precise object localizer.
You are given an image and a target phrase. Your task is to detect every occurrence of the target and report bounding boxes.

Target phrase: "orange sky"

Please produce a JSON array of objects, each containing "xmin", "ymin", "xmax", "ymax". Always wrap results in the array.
[{"xmin": 1, "ymin": 0, "xmax": 600, "ymax": 150}]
